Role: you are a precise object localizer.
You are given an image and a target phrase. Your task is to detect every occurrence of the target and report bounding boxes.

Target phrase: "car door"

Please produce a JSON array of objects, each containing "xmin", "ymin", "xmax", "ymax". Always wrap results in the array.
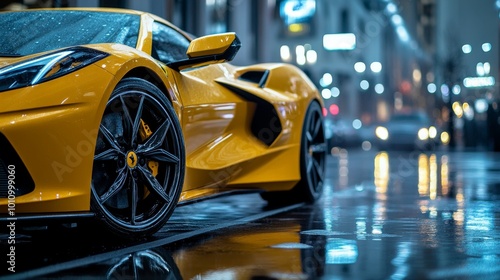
[{"xmin": 151, "ymin": 21, "xmax": 246, "ymax": 191}]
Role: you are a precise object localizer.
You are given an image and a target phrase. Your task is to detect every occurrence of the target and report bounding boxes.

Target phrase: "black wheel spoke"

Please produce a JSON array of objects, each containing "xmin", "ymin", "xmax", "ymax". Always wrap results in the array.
[
  {"xmin": 309, "ymin": 112, "xmax": 315, "ymax": 128},
  {"xmin": 120, "ymin": 95, "xmax": 134, "ymax": 137},
  {"xmin": 94, "ymin": 148, "xmax": 120, "ymax": 161},
  {"xmin": 311, "ymin": 166, "xmax": 318, "ymax": 190},
  {"xmin": 100, "ymin": 167, "xmax": 128, "ymax": 204},
  {"xmin": 313, "ymin": 157, "xmax": 324, "ymax": 182},
  {"xmin": 130, "ymin": 178, "xmax": 138, "ymax": 225},
  {"xmin": 306, "ymin": 155, "xmax": 314, "ymax": 174},
  {"xmin": 144, "ymin": 149, "xmax": 179, "ymax": 163},
  {"xmin": 131, "ymin": 96, "xmax": 145, "ymax": 145},
  {"xmin": 310, "ymin": 143, "xmax": 327, "ymax": 154},
  {"xmin": 311, "ymin": 116, "xmax": 322, "ymax": 140},
  {"xmin": 138, "ymin": 165, "xmax": 172, "ymax": 204},
  {"xmin": 306, "ymin": 131, "xmax": 314, "ymax": 143},
  {"xmin": 132, "ymin": 255, "xmax": 140, "ymax": 279},
  {"xmin": 137, "ymin": 119, "xmax": 171, "ymax": 153},
  {"xmin": 99, "ymin": 124, "xmax": 122, "ymax": 151}
]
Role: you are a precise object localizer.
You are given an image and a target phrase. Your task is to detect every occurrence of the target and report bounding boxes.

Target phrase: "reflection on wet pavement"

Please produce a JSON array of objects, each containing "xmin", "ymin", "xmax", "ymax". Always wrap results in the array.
[
  {"xmin": 25, "ymin": 247, "xmax": 183, "ymax": 280},
  {"xmin": 4, "ymin": 150, "xmax": 500, "ymax": 279},
  {"xmin": 167, "ymin": 150, "xmax": 500, "ymax": 279}
]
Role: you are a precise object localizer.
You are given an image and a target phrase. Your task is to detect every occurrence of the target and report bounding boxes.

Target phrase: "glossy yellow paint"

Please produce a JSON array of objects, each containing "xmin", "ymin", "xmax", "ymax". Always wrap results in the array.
[
  {"xmin": 0, "ymin": 8, "xmax": 322, "ymax": 214},
  {"xmin": 167, "ymin": 60, "xmax": 320, "ymax": 199},
  {"xmin": 173, "ymin": 223, "xmax": 303, "ymax": 279}
]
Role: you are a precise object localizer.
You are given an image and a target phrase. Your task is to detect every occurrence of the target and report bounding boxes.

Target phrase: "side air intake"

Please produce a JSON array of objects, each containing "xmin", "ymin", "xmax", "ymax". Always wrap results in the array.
[
  {"xmin": 237, "ymin": 70, "xmax": 269, "ymax": 88},
  {"xmin": 217, "ymin": 82, "xmax": 282, "ymax": 146},
  {"xmin": 0, "ymin": 133, "xmax": 35, "ymax": 198}
]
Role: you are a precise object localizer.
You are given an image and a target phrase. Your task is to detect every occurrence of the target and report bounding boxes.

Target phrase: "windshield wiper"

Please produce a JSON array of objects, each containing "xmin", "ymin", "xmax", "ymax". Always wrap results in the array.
[{"xmin": 0, "ymin": 53, "xmax": 22, "ymax": 57}]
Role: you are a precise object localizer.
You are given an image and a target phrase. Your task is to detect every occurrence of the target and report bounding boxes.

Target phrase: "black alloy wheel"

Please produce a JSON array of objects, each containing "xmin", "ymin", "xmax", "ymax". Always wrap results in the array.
[
  {"xmin": 296, "ymin": 101, "xmax": 327, "ymax": 202},
  {"xmin": 91, "ymin": 77, "xmax": 185, "ymax": 238}
]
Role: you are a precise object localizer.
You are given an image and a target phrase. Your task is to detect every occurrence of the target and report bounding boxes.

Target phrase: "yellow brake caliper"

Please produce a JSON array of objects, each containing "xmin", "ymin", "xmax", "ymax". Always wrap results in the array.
[{"xmin": 139, "ymin": 119, "xmax": 159, "ymax": 198}]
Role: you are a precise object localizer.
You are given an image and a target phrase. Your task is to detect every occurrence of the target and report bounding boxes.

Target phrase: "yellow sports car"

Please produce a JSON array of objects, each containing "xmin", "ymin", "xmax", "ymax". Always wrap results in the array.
[{"xmin": 0, "ymin": 8, "xmax": 326, "ymax": 237}]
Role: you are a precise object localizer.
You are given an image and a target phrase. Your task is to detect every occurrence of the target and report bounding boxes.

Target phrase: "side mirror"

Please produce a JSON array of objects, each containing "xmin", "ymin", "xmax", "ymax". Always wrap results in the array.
[{"xmin": 167, "ymin": 32, "xmax": 241, "ymax": 71}]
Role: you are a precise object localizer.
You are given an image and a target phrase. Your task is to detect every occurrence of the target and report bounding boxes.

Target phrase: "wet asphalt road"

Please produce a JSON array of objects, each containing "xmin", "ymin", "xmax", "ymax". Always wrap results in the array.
[{"xmin": 1, "ymin": 148, "xmax": 500, "ymax": 279}]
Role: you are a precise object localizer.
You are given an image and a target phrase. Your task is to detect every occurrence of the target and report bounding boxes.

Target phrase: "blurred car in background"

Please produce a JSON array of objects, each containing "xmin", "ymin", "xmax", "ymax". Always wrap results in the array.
[
  {"xmin": 325, "ymin": 118, "xmax": 362, "ymax": 149},
  {"xmin": 325, "ymin": 117, "xmax": 374, "ymax": 150},
  {"xmin": 374, "ymin": 111, "xmax": 440, "ymax": 151}
]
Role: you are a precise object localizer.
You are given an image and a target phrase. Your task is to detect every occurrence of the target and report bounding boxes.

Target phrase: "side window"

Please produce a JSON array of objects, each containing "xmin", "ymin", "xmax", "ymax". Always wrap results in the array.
[{"xmin": 152, "ymin": 22, "xmax": 190, "ymax": 64}]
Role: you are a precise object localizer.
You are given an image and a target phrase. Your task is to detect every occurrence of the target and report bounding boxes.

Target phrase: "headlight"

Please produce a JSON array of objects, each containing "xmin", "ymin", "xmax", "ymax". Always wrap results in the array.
[
  {"xmin": 440, "ymin": 131, "xmax": 450, "ymax": 145},
  {"xmin": 375, "ymin": 126, "xmax": 389, "ymax": 140},
  {"xmin": 0, "ymin": 47, "xmax": 108, "ymax": 92},
  {"xmin": 428, "ymin": 126, "xmax": 437, "ymax": 139},
  {"xmin": 418, "ymin": 128, "xmax": 429, "ymax": 140}
]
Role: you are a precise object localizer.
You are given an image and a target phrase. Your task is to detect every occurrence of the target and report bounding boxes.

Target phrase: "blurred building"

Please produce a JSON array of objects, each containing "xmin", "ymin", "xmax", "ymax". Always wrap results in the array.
[
  {"xmin": 269, "ymin": 0, "xmax": 389, "ymax": 124},
  {"xmin": 241, "ymin": 0, "xmax": 440, "ymax": 128},
  {"xmin": 433, "ymin": 0, "xmax": 499, "ymax": 149}
]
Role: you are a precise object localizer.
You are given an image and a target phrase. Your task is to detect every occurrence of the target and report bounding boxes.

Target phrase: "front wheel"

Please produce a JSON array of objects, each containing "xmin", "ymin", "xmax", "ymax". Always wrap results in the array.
[
  {"xmin": 261, "ymin": 101, "xmax": 326, "ymax": 204},
  {"xmin": 91, "ymin": 78, "xmax": 185, "ymax": 238}
]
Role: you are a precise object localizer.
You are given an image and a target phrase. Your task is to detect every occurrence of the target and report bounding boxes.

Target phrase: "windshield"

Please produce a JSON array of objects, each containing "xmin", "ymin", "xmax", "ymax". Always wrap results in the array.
[
  {"xmin": 391, "ymin": 113, "xmax": 429, "ymax": 123},
  {"xmin": 0, "ymin": 10, "xmax": 140, "ymax": 56}
]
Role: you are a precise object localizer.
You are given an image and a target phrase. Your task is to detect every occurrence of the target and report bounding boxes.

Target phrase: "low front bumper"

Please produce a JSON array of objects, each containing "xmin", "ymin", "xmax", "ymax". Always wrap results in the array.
[{"xmin": 0, "ymin": 64, "xmax": 115, "ymax": 214}]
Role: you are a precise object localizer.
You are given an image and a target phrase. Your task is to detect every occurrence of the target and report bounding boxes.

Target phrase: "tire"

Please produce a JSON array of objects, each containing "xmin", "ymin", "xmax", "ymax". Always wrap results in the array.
[
  {"xmin": 91, "ymin": 77, "xmax": 185, "ymax": 238},
  {"xmin": 261, "ymin": 101, "xmax": 326, "ymax": 204}
]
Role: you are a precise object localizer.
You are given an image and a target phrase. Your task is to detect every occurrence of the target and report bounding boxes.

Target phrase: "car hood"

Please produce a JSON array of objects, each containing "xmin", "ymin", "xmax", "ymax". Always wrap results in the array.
[
  {"xmin": 0, "ymin": 47, "xmax": 74, "ymax": 68},
  {"xmin": 385, "ymin": 121, "xmax": 427, "ymax": 132},
  {"xmin": 0, "ymin": 55, "xmax": 36, "ymax": 68}
]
